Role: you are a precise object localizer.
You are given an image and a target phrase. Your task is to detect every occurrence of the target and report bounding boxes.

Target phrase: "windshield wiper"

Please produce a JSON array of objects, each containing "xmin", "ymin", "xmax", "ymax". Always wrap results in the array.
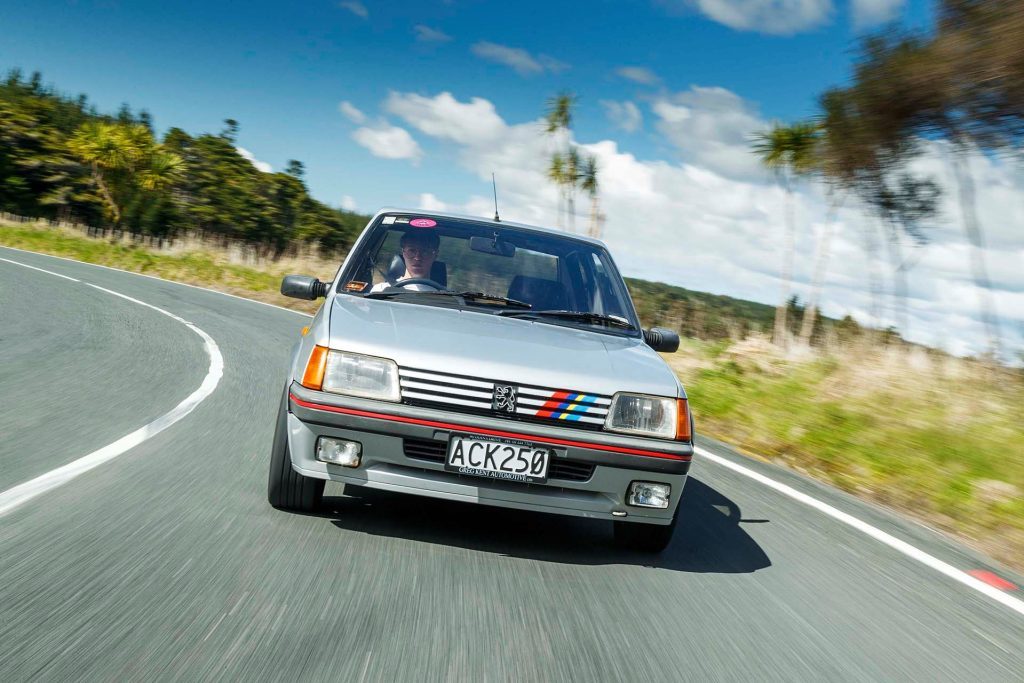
[
  {"xmin": 498, "ymin": 309, "xmax": 636, "ymax": 330},
  {"xmin": 364, "ymin": 289, "xmax": 531, "ymax": 309}
]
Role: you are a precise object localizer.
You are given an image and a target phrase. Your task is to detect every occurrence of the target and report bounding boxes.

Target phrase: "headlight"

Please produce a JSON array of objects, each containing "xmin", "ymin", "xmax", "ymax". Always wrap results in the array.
[
  {"xmin": 604, "ymin": 393, "xmax": 677, "ymax": 439},
  {"xmin": 321, "ymin": 350, "xmax": 400, "ymax": 402}
]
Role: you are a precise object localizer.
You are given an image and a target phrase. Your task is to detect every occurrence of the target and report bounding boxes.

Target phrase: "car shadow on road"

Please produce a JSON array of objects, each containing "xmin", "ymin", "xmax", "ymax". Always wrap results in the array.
[{"xmin": 319, "ymin": 476, "xmax": 771, "ymax": 574}]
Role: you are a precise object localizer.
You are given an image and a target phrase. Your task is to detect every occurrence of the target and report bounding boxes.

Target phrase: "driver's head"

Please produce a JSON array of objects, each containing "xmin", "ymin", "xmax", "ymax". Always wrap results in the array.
[{"xmin": 400, "ymin": 230, "xmax": 440, "ymax": 279}]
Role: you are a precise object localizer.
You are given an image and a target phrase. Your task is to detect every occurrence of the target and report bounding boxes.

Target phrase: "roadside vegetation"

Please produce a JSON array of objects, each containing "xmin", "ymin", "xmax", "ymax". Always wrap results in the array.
[
  {"xmin": 0, "ymin": 71, "xmax": 367, "ymax": 252},
  {"xmin": 3, "ymin": 218, "xmax": 1021, "ymax": 570}
]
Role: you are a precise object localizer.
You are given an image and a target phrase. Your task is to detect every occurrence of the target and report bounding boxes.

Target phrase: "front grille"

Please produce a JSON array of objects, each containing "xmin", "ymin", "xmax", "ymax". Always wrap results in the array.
[
  {"xmin": 548, "ymin": 460, "xmax": 595, "ymax": 482},
  {"xmin": 402, "ymin": 438, "xmax": 595, "ymax": 483},
  {"xmin": 403, "ymin": 438, "xmax": 446, "ymax": 462},
  {"xmin": 398, "ymin": 366, "xmax": 612, "ymax": 431}
]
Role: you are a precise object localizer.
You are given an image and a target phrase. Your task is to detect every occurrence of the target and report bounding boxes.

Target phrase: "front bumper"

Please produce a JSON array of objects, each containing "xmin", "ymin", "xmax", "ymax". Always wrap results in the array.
[{"xmin": 286, "ymin": 383, "xmax": 691, "ymax": 524}]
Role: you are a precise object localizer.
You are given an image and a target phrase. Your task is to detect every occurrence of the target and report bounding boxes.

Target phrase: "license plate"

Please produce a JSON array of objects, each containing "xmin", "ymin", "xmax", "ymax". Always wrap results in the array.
[{"xmin": 445, "ymin": 433, "xmax": 551, "ymax": 483}]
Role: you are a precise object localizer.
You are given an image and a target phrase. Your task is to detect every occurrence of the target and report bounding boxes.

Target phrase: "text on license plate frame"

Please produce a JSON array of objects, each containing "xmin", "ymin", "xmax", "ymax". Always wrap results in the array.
[{"xmin": 445, "ymin": 433, "xmax": 551, "ymax": 483}]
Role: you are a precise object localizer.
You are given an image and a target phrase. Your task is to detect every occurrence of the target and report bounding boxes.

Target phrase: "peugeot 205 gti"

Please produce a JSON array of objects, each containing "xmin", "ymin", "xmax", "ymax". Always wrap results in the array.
[{"xmin": 268, "ymin": 209, "xmax": 693, "ymax": 551}]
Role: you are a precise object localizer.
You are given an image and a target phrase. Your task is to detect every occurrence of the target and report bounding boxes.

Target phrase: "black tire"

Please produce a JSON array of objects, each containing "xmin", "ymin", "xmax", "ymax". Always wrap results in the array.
[
  {"xmin": 267, "ymin": 388, "xmax": 324, "ymax": 512},
  {"xmin": 614, "ymin": 513, "xmax": 678, "ymax": 553}
]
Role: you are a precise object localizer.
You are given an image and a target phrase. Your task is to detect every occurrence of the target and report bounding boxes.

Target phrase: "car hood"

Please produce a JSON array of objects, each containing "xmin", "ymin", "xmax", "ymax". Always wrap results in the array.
[{"xmin": 329, "ymin": 296, "xmax": 682, "ymax": 398}]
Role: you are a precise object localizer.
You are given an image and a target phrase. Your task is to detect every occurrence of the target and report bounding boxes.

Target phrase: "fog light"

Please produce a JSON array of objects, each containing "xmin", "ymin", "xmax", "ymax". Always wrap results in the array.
[
  {"xmin": 316, "ymin": 437, "xmax": 361, "ymax": 467},
  {"xmin": 628, "ymin": 481, "xmax": 671, "ymax": 508}
]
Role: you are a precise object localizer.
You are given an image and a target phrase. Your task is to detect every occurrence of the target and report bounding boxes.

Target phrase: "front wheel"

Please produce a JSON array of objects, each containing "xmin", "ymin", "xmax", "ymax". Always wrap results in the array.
[
  {"xmin": 614, "ymin": 514, "xmax": 678, "ymax": 553},
  {"xmin": 267, "ymin": 388, "xmax": 324, "ymax": 512}
]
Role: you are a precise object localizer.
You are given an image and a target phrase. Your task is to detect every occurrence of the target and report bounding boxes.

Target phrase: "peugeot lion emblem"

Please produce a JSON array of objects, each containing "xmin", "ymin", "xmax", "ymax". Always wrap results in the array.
[{"xmin": 492, "ymin": 383, "xmax": 517, "ymax": 414}]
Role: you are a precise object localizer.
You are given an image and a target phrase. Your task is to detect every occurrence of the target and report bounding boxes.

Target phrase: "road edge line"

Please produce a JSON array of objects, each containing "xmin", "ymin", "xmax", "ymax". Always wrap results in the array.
[
  {"xmin": 0, "ymin": 258, "xmax": 225, "ymax": 517},
  {"xmin": 694, "ymin": 446, "xmax": 1024, "ymax": 617}
]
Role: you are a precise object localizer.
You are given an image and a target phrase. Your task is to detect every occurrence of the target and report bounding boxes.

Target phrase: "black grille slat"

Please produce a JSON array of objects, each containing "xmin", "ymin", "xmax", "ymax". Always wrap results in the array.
[
  {"xmin": 403, "ymin": 438, "xmax": 447, "ymax": 463},
  {"xmin": 398, "ymin": 366, "xmax": 611, "ymax": 432},
  {"xmin": 402, "ymin": 438, "xmax": 595, "ymax": 482},
  {"xmin": 548, "ymin": 460, "xmax": 595, "ymax": 482}
]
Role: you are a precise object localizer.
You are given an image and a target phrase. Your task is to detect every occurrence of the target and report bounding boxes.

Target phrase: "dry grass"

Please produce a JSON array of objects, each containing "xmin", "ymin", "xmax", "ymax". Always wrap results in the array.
[
  {"xmin": 673, "ymin": 335, "xmax": 1024, "ymax": 571},
  {"xmin": 0, "ymin": 221, "xmax": 339, "ymax": 314}
]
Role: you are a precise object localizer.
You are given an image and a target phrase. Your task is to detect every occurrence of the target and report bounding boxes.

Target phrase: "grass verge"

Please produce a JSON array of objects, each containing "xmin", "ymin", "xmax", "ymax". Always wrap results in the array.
[
  {"xmin": 4, "ymin": 221, "xmax": 1022, "ymax": 571},
  {"xmin": 667, "ymin": 337, "xmax": 1024, "ymax": 570},
  {"xmin": 0, "ymin": 222, "xmax": 331, "ymax": 314}
]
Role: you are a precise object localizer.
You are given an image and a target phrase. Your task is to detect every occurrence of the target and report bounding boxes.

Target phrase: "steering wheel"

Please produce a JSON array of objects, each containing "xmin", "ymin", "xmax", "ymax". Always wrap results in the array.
[{"xmin": 390, "ymin": 277, "xmax": 447, "ymax": 291}]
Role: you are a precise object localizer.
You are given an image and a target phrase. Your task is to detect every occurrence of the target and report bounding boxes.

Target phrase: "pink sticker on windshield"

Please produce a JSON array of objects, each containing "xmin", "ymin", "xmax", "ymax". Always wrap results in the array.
[{"xmin": 409, "ymin": 218, "xmax": 437, "ymax": 228}]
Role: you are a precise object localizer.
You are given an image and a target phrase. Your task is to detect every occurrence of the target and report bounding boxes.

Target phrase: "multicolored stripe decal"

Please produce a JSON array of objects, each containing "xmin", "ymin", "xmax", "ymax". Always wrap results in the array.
[
  {"xmin": 516, "ymin": 387, "xmax": 610, "ymax": 425},
  {"xmin": 396, "ymin": 366, "xmax": 613, "ymax": 427}
]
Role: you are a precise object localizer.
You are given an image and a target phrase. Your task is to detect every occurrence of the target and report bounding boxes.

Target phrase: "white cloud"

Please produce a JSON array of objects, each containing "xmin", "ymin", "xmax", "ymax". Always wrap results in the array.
[
  {"xmin": 339, "ymin": 1, "xmax": 368, "ymax": 19},
  {"xmin": 338, "ymin": 101, "xmax": 367, "ymax": 124},
  {"xmin": 601, "ymin": 100, "xmax": 643, "ymax": 133},
  {"xmin": 414, "ymin": 25, "xmax": 452, "ymax": 42},
  {"xmin": 351, "ymin": 124, "xmax": 422, "ymax": 163},
  {"xmin": 235, "ymin": 147, "xmax": 272, "ymax": 173},
  {"xmin": 418, "ymin": 193, "xmax": 450, "ymax": 212},
  {"xmin": 652, "ymin": 85, "xmax": 767, "ymax": 179},
  {"xmin": 372, "ymin": 90, "xmax": 1024, "ymax": 359},
  {"xmin": 470, "ymin": 42, "xmax": 569, "ymax": 76},
  {"xmin": 386, "ymin": 91, "xmax": 506, "ymax": 146},
  {"xmin": 850, "ymin": 0, "xmax": 905, "ymax": 28},
  {"xmin": 615, "ymin": 66, "xmax": 660, "ymax": 85},
  {"xmin": 664, "ymin": 0, "xmax": 834, "ymax": 35},
  {"xmin": 340, "ymin": 195, "xmax": 358, "ymax": 211}
]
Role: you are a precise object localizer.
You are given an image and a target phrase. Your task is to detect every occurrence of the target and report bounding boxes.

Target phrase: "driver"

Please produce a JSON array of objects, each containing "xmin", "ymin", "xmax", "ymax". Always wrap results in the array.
[{"xmin": 371, "ymin": 229, "xmax": 441, "ymax": 292}]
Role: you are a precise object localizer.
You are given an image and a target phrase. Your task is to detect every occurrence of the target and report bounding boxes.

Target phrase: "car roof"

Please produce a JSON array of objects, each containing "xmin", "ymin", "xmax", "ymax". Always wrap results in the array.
[{"xmin": 371, "ymin": 207, "xmax": 610, "ymax": 249}]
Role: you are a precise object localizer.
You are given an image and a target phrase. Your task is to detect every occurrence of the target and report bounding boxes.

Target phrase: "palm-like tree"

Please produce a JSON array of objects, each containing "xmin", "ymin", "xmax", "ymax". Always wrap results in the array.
[
  {"xmin": 68, "ymin": 121, "xmax": 132, "ymax": 224},
  {"xmin": 545, "ymin": 91, "xmax": 575, "ymax": 137},
  {"xmin": 69, "ymin": 121, "xmax": 184, "ymax": 226},
  {"xmin": 544, "ymin": 91, "xmax": 578, "ymax": 230},
  {"xmin": 547, "ymin": 152, "xmax": 567, "ymax": 229},
  {"xmin": 579, "ymin": 155, "xmax": 601, "ymax": 238},
  {"xmin": 752, "ymin": 121, "xmax": 820, "ymax": 346},
  {"xmin": 139, "ymin": 149, "xmax": 185, "ymax": 191},
  {"xmin": 565, "ymin": 147, "xmax": 582, "ymax": 233}
]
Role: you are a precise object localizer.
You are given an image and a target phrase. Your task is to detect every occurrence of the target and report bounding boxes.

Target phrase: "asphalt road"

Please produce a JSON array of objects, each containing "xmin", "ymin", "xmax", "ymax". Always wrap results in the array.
[{"xmin": 1, "ymin": 246, "xmax": 1022, "ymax": 682}]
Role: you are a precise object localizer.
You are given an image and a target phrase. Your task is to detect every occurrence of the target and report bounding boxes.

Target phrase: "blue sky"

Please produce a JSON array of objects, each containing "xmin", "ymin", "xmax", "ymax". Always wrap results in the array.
[
  {"xmin": 5, "ymin": 1, "xmax": 1021, "ymax": 358},
  {"xmin": 2, "ymin": 0, "xmax": 931, "ymax": 209}
]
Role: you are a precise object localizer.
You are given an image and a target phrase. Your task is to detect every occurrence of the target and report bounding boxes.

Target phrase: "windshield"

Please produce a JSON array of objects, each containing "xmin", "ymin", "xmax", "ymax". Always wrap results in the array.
[{"xmin": 337, "ymin": 214, "xmax": 640, "ymax": 334}]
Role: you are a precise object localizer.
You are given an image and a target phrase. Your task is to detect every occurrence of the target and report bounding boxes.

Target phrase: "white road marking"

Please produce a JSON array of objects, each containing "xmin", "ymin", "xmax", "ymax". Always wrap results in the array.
[
  {"xmin": 0, "ymin": 258, "xmax": 225, "ymax": 517},
  {"xmin": 695, "ymin": 446, "xmax": 1024, "ymax": 617},
  {"xmin": 0, "ymin": 245, "xmax": 313, "ymax": 317},
  {"xmin": 0, "ymin": 256, "xmax": 80, "ymax": 282}
]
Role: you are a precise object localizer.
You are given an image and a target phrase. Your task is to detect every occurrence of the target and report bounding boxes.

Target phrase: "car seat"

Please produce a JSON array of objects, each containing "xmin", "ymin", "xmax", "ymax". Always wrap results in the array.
[
  {"xmin": 386, "ymin": 254, "xmax": 448, "ymax": 287},
  {"xmin": 507, "ymin": 275, "xmax": 568, "ymax": 311}
]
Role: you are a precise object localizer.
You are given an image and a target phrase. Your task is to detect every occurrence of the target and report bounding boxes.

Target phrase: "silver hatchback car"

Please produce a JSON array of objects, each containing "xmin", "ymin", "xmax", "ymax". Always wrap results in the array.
[{"xmin": 269, "ymin": 209, "xmax": 693, "ymax": 551}]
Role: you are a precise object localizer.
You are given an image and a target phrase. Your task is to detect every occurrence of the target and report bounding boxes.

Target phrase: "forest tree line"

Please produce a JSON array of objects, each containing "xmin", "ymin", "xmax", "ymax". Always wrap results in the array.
[{"xmin": 0, "ymin": 69, "xmax": 368, "ymax": 254}]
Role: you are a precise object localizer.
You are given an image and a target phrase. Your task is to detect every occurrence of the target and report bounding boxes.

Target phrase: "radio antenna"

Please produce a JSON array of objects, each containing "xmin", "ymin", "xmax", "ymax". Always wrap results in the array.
[{"xmin": 491, "ymin": 172, "xmax": 501, "ymax": 222}]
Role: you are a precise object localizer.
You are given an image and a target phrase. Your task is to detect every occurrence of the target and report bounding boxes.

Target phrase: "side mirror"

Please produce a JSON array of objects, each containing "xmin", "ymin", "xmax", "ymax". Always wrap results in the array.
[
  {"xmin": 281, "ymin": 275, "xmax": 330, "ymax": 300},
  {"xmin": 643, "ymin": 327, "xmax": 680, "ymax": 353}
]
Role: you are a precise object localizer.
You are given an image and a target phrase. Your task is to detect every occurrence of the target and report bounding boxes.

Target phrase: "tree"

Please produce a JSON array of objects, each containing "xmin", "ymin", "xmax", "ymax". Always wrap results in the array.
[
  {"xmin": 547, "ymin": 152, "xmax": 567, "ymax": 229},
  {"xmin": 139, "ymin": 149, "xmax": 185, "ymax": 192},
  {"xmin": 67, "ymin": 121, "xmax": 132, "ymax": 224},
  {"xmin": 752, "ymin": 121, "xmax": 820, "ymax": 347},
  {"xmin": 846, "ymin": 25, "xmax": 1005, "ymax": 353},
  {"xmin": 544, "ymin": 91, "xmax": 578, "ymax": 231},
  {"xmin": 579, "ymin": 155, "xmax": 601, "ymax": 238},
  {"xmin": 564, "ymin": 147, "xmax": 581, "ymax": 233},
  {"xmin": 285, "ymin": 159, "xmax": 305, "ymax": 179},
  {"xmin": 221, "ymin": 118, "xmax": 239, "ymax": 143}
]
